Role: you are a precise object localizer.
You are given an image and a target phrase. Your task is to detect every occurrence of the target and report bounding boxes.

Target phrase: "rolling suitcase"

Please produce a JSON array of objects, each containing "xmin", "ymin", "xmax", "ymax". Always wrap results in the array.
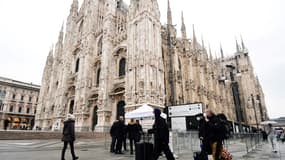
[{"xmin": 135, "ymin": 142, "xmax": 154, "ymax": 160}]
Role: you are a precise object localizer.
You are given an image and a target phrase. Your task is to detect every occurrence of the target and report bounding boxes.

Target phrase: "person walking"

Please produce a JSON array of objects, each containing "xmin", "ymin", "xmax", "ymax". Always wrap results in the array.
[
  {"xmin": 4, "ymin": 118, "xmax": 9, "ymax": 131},
  {"xmin": 127, "ymin": 119, "xmax": 139, "ymax": 155},
  {"xmin": 204, "ymin": 109, "xmax": 223, "ymax": 160},
  {"xmin": 267, "ymin": 123, "xmax": 277, "ymax": 152},
  {"xmin": 280, "ymin": 129, "xmax": 285, "ymax": 143},
  {"xmin": 61, "ymin": 114, "xmax": 79, "ymax": 160},
  {"xmin": 148, "ymin": 108, "xmax": 175, "ymax": 160}
]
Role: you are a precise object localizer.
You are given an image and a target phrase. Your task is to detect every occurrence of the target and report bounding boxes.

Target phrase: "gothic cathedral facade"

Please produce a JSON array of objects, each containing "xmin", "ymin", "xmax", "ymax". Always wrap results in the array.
[{"xmin": 35, "ymin": 0, "xmax": 268, "ymax": 132}]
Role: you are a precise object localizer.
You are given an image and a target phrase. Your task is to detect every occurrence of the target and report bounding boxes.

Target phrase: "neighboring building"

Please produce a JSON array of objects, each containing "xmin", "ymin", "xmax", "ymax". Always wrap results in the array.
[
  {"xmin": 0, "ymin": 77, "xmax": 40, "ymax": 130},
  {"xmin": 272, "ymin": 117, "xmax": 285, "ymax": 128},
  {"xmin": 35, "ymin": 0, "xmax": 268, "ymax": 132}
]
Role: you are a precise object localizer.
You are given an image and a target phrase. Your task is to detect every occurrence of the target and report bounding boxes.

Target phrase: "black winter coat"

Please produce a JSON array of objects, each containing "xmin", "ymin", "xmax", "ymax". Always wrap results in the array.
[
  {"xmin": 127, "ymin": 122, "xmax": 139, "ymax": 140},
  {"xmin": 110, "ymin": 120, "xmax": 125, "ymax": 139},
  {"xmin": 148, "ymin": 117, "xmax": 170, "ymax": 144},
  {"xmin": 62, "ymin": 120, "xmax": 76, "ymax": 142},
  {"xmin": 205, "ymin": 115, "xmax": 222, "ymax": 143}
]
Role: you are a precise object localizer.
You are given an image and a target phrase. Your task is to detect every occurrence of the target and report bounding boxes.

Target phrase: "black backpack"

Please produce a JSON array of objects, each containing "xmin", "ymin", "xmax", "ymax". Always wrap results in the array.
[{"xmin": 217, "ymin": 113, "xmax": 231, "ymax": 140}]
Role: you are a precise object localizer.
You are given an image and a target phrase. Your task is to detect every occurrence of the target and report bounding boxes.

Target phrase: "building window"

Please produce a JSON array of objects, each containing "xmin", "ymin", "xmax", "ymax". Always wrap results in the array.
[
  {"xmin": 9, "ymin": 105, "xmax": 14, "ymax": 112},
  {"xmin": 27, "ymin": 107, "xmax": 30, "ymax": 114},
  {"xmin": 12, "ymin": 94, "xmax": 16, "ymax": 100},
  {"xmin": 98, "ymin": 37, "xmax": 103, "ymax": 55},
  {"xmin": 96, "ymin": 68, "xmax": 101, "ymax": 87},
  {"xmin": 75, "ymin": 58, "xmax": 80, "ymax": 73},
  {"xmin": 119, "ymin": 58, "xmax": 126, "ymax": 77},
  {"xmin": 21, "ymin": 95, "xmax": 24, "ymax": 101},
  {"xmin": 18, "ymin": 105, "xmax": 22, "ymax": 113},
  {"xmin": 0, "ymin": 100, "xmax": 3, "ymax": 111},
  {"xmin": 29, "ymin": 96, "xmax": 32, "ymax": 102},
  {"xmin": 51, "ymin": 105, "xmax": 55, "ymax": 112},
  {"xmin": 34, "ymin": 109, "xmax": 37, "ymax": 114}
]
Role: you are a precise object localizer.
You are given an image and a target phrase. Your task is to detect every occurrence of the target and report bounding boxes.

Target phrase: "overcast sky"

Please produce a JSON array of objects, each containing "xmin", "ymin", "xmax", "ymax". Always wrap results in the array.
[{"xmin": 0, "ymin": 0, "xmax": 284, "ymax": 118}]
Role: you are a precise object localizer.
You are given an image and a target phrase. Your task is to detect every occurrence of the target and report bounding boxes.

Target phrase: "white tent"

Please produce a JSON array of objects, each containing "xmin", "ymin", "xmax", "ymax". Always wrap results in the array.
[{"xmin": 125, "ymin": 104, "xmax": 167, "ymax": 119}]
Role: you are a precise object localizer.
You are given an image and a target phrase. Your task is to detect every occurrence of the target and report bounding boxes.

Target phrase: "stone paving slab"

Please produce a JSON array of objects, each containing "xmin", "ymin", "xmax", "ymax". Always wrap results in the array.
[{"xmin": 0, "ymin": 140, "xmax": 284, "ymax": 160}]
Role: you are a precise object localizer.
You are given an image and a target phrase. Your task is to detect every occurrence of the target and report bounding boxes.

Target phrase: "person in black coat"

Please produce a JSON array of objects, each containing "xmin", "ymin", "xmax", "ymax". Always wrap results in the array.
[
  {"xmin": 196, "ymin": 113, "xmax": 212, "ymax": 155},
  {"xmin": 204, "ymin": 109, "xmax": 223, "ymax": 160},
  {"xmin": 148, "ymin": 108, "xmax": 175, "ymax": 160},
  {"xmin": 61, "ymin": 114, "xmax": 79, "ymax": 160},
  {"xmin": 127, "ymin": 119, "xmax": 139, "ymax": 154},
  {"xmin": 110, "ymin": 116, "xmax": 125, "ymax": 154},
  {"xmin": 136, "ymin": 120, "xmax": 143, "ymax": 142},
  {"xmin": 4, "ymin": 118, "xmax": 9, "ymax": 131}
]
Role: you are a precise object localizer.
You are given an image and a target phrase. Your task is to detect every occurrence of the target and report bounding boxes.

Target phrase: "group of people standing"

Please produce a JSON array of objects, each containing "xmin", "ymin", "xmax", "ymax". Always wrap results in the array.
[
  {"xmin": 110, "ymin": 116, "xmax": 143, "ymax": 155},
  {"xmin": 110, "ymin": 109, "xmax": 175, "ymax": 160}
]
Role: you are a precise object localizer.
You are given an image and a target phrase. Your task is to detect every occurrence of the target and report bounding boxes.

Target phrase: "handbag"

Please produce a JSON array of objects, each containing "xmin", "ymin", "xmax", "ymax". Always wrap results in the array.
[{"xmin": 220, "ymin": 148, "xmax": 232, "ymax": 160}]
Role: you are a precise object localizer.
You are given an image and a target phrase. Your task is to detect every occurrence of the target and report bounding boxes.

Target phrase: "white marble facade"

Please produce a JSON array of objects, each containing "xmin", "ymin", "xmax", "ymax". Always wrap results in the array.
[{"xmin": 35, "ymin": 0, "xmax": 268, "ymax": 132}]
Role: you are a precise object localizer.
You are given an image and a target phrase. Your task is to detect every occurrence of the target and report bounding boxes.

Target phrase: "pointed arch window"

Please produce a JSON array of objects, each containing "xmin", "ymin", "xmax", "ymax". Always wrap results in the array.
[
  {"xmin": 98, "ymin": 37, "xmax": 103, "ymax": 55},
  {"xmin": 96, "ymin": 68, "xmax": 101, "ymax": 87},
  {"xmin": 119, "ymin": 58, "xmax": 126, "ymax": 77},
  {"xmin": 75, "ymin": 58, "xmax": 80, "ymax": 73}
]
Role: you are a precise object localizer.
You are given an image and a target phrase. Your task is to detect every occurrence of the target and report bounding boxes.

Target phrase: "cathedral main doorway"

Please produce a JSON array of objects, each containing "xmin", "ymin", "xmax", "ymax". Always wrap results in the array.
[
  {"xmin": 92, "ymin": 106, "xmax": 98, "ymax": 131},
  {"xmin": 116, "ymin": 101, "xmax": 126, "ymax": 119}
]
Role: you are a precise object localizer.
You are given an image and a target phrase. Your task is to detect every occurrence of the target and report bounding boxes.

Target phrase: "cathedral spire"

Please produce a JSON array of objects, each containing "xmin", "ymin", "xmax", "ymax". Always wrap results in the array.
[
  {"xmin": 201, "ymin": 35, "xmax": 205, "ymax": 49},
  {"xmin": 235, "ymin": 37, "xmax": 240, "ymax": 53},
  {"xmin": 192, "ymin": 24, "xmax": 197, "ymax": 48},
  {"xmin": 208, "ymin": 44, "xmax": 213, "ymax": 61},
  {"xmin": 220, "ymin": 43, "xmax": 224, "ymax": 59},
  {"xmin": 69, "ymin": 0, "xmax": 78, "ymax": 18},
  {"xmin": 240, "ymin": 35, "xmax": 246, "ymax": 50},
  {"xmin": 181, "ymin": 11, "xmax": 187, "ymax": 39},
  {"xmin": 167, "ymin": 0, "xmax": 173, "ymax": 25},
  {"xmin": 58, "ymin": 22, "xmax": 64, "ymax": 43}
]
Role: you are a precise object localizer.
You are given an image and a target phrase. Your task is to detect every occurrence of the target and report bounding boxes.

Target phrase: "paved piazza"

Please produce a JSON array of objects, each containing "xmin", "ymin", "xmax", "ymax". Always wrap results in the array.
[{"xmin": 0, "ymin": 139, "xmax": 284, "ymax": 160}]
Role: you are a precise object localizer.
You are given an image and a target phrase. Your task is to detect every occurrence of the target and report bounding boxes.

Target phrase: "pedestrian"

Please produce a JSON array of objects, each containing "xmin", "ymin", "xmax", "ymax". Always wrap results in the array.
[
  {"xmin": 122, "ymin": 122, "xmax": 128, "ymax": 152},
  {"xmin": 148, "ymin": 108, "xmax": 175, "ymax": 160},
  {"xmin": 127, "ymin": 119, "xmax": 139, "ymax": 155},
  {"xmin": 196, "ymin": 113, "xmax": 212, "ymax": 156},
  {"xmin": 4, "ymin": 118, "xmax": 9, "ymax": 131},
  {"xmin": 61, "ymin": 114, "xmax": 79, "ymax": 160},
  {"xmin": 136, "ymin": 120, "xmax": 143, "ymax": 142},
  {"xmin": 280, "ymin": 129, "xmax": 285, "ymax": 143},
  {"xmin": 266, "ymin": 123, "xmax": 277, "ymax": 152},
  {"xmin": 204, "ymin": 109, "xmax": 223, "ymax": 160},
  {"xmin": 110, "ymin": 116, "xmax": 125, "ymax": 154},
  {"xmin": 261, "ymin": 129, "xmax": 268, "ymax": 142},
  {"xmin": 110, "ymin": 119, "xmax": 119, "ymax": 153}
]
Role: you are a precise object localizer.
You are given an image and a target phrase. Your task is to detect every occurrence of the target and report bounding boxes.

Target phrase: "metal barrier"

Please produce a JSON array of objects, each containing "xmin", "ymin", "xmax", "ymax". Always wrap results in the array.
[
  {"xmin": 104, "ymin": 131, "xmax": 263, "ymax": 158},
  {"xmin": 171, "ymin": 131, "xmax": 263, "ymax": 157}
]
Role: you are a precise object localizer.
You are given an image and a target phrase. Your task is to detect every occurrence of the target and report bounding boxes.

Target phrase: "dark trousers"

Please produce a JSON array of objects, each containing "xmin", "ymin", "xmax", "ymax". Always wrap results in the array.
[
  {"xmin": 129, "ymin": 138, "xmax": 137, "ymax": 154},
  {"xmin": 123, "ymin": 136, "xmax": 127, "ymax": 151},
  {"xmin": 116, "ymin": 137, "xmax": 123, "ymax": 153},
  {"xmin": 153, "ymin": 141, "xmax": 175, "ymax": 160},
  {"xmin": 61, "ymin": 141, "xmax": 76, "ymax": 160},
  {"xmin": 110, "ymin": 136, "xmax": 117, "ymax": 152}
]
